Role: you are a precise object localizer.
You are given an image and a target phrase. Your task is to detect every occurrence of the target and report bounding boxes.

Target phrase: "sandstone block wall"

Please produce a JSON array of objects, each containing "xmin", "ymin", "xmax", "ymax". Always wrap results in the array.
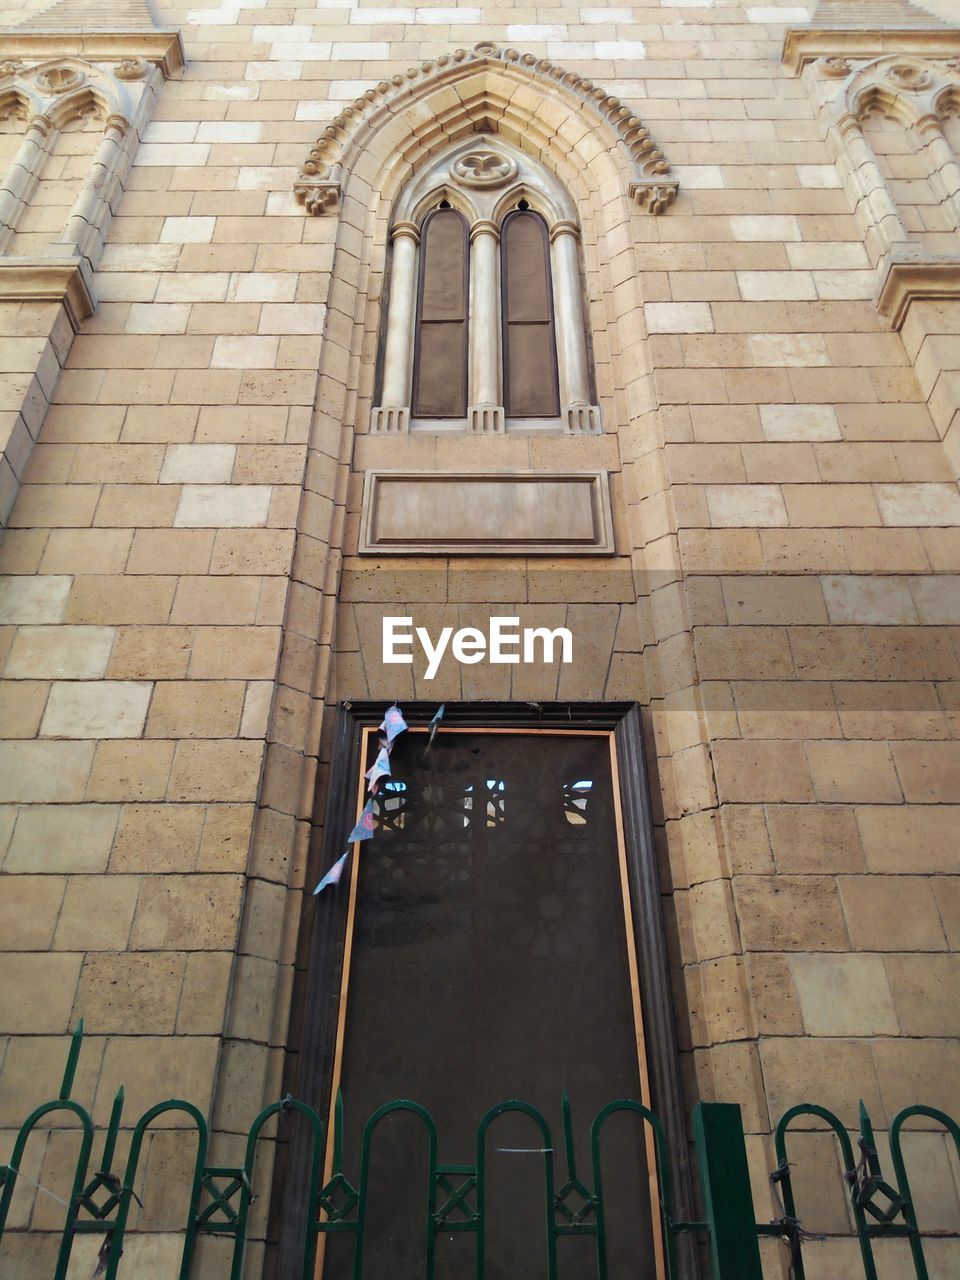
[{"xmin": 0, "ymin": 1, "xmax": 959, "ymax": 1277}]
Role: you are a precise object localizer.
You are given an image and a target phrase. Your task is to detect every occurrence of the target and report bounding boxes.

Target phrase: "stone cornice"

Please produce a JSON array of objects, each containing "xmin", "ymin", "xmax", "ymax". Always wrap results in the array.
[
  {"xmin": 877, "ymin": 253, "xmax": 960, "ymax": 327},
  {"xmin": 0, "ymin": 257, "xmax": 96, "ymax": 330},
  {"xmin": 0, "ymin": 31, "xmax": 184, "ymax": 78},
  {"xmin": 295, "ymin": 41, "xmax": 677, "ymax": 216},
  {"xmin": 782, "ymin": 28, "xmax": 960, "ymax": 75}
]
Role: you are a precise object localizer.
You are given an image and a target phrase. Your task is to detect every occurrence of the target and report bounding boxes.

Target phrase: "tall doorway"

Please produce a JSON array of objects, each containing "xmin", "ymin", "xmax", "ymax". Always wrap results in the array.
[{"xmin": 280, "ymin": 705, "xmax": 689, "ymax": 1280}]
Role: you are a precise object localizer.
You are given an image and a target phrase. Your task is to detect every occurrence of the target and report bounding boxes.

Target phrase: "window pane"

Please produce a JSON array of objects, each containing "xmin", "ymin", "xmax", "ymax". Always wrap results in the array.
[
  {"xmin": 503, "ymin": 212, "xmax": 552, "ymax": 322},
  {"xmin": 413, "ymin": 321, "xmax": 468, "ymax": 418},
  {"xmin": 505, "ymin": 323, "xmax": 560, "ymax": 417},
  {"xmin": 412, "ymin": 208, "xmax": 468, "ymax": 418},
  {"xmin": 502, "ymin": 211, "xmax": 560, "ymax": 418},
  {"xmin": 420, "ymin": 210, "xmax": 467, "ymax": 320}
]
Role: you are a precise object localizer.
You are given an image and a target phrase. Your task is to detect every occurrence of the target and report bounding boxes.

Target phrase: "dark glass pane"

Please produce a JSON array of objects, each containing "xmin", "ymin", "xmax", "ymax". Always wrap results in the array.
[
  {"xmin": 420, "ymin": 209, "xmax": 467, "ymax": 321},
  {"xmin": 412, "ymin": 208, "xmax": 468, "ymax": 417},
  {"xmin": 502, "ymin": 211, "xmax": 561, "ymax": 417},
  {"xmin": 325, "ymin": 731, "xmax": 657, "ymax": 1280},
  {"xmin": 412, "ymin": 321, "xmax": 467, "ymax": 417},
  {"xmin": 504, "ymin": 212, "xmax": 552, "ymax": 322},
  {"xmin": 505, "ymin": 323, "xmax": 561, "ymax": 417}
]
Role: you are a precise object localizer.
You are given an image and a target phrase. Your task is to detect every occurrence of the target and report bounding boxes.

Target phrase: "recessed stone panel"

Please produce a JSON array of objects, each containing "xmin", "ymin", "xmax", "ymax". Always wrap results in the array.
[{"xmin": 359, "ymin": 470, "xmax": 615, "ymax": 555}]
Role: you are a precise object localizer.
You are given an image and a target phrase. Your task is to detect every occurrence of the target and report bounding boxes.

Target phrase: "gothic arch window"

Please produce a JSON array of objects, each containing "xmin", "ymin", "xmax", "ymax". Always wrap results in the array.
[{"xmin": 372, "ymin": 137, "xmax": 601, "ymax": 436}]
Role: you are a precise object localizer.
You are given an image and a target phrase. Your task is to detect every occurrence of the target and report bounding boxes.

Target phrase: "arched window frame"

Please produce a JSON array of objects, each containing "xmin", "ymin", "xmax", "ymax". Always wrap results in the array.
[{"xmin": 372, "ymin": 139, "xmax": 601, "ymax": 436}]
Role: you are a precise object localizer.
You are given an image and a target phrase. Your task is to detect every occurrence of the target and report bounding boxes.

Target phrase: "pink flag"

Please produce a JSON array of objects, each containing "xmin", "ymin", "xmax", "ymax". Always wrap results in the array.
[
  {"xmin": 347, "ymin": 799, "xmax": 376, "ymax": 843},
  {"xmin": 380, "ymin": 704, "xmax": 408, "ymax": 743},
  {"xmin": 312, "ymin": 850, "xmax": 350, "ymax": 895}
]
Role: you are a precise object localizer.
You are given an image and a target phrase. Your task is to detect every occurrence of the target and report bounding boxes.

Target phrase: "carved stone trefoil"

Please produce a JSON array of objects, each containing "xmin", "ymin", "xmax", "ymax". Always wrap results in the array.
[{"xmin": 452, "ymin": 149, "xmax": 518, "ymax": 189}]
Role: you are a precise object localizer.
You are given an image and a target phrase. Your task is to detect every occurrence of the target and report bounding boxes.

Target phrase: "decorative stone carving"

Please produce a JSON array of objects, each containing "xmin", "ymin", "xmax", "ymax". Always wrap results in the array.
[
  {"xmin": 300, "ymin": 183, "xmax": 339, "ymax": 215},
  {"xmin": 0, "ymin": 60, "xmax": 26, "ymax": 78},
  {"xmin": 819, "ymin": 56, "xmax": 854, "ymax": 78},
  {"xmin": 295, "ymin": 42, "xmax": 677, "ymax": 216},
  {"xmin": 886, "ymin": 61, "xmax": 934, "ymax": 91},
  {"xmin": 789, "ymin": 49, "xmax": 960, "ymax": 270},
  {"xmin": 452, "ymin": 149, "xmax": 517, "ymax": 188},
  {"xmin": 34, "ymin": 64, "xmax": 84, "ymax": 94},
  {"xmin": 0, "ymin": 33, "xmax": 184, "ymax": 80},
  {"xmin": 783, "ymin": 27, "xmax": 960, "ymax": 77},
  {"xmin": 629, "ymin": 182, "xmax": 679, "ymax": 215},
  {"xmin": 115, "ymin": 58, "xmax": 148, "ymax": 81}
]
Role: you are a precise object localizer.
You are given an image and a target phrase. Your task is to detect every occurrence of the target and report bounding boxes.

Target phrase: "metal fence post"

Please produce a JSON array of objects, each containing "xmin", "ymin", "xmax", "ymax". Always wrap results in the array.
[{"xmin": 693, "ymin": 1102, "xmax": 763, "ymax": 1280}]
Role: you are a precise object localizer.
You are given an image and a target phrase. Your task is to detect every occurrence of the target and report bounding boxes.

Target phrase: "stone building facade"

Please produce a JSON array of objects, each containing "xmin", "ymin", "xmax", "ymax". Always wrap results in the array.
[{"xmin": 0, "ymin": 0, "xmax": 959, "ymax": 1276}]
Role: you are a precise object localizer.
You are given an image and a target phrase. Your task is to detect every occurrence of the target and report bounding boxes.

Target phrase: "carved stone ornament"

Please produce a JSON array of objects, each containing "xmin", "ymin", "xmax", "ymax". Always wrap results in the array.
[
  {"xmin": 819, "ymin": 56, "xmax": 854, "ymax": 78},
  {"xmin": 0, "ymin": 60, "xmax": 25, "ymax": 78},
  {"xmin": 452, "ymin": 149, "xmax": 518, "ymax": 189},
  {"xmin": 295, "ymin": 42, "xmax": 677, "ymax": 216},
  {"xmin": 34, "ymin": 64, "xmax": 84, "ymax": 94},
  {"xmin": 886, "ymin": 61, "xmax": 933, "ymax": 91},
  {"xmin": 115, "ymin": 58, "xmax": 148, "ymax": 81}
]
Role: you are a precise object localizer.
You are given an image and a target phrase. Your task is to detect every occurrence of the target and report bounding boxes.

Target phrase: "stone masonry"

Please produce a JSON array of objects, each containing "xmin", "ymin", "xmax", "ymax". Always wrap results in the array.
[{"xmin": 1, "ymin": 0, "xmax": 959, "ymax": 1276}]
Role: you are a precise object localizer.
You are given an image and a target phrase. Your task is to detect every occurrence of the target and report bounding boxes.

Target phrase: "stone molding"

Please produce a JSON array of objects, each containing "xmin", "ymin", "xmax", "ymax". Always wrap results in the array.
[
  {"xmin": 0, "ymin": 255, "xmax": 95, "ymax": 328},
  {"xmin": 359, "ymin": 469, "xmax": 616, "ymax": 555},
  {"xmin": 0, "ymin": 32, "xmax": 184, "ymax": 79},
  {"xmin": 877, "ymin": 252, "xmax": 960, "ymax": 326},
  {"xmin": 782, "ymin": 27, "xmax": 960, "ymax": 76},
  {"xmin": 295, "ymin": 42, "xmax": 677, "ymax": 217}
]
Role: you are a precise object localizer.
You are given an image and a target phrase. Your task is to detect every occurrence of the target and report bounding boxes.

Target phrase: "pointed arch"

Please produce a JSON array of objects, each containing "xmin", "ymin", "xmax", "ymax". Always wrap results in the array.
[{"xmin": 294, "ymin": 42, "xmax": 677, "ymax": 219}]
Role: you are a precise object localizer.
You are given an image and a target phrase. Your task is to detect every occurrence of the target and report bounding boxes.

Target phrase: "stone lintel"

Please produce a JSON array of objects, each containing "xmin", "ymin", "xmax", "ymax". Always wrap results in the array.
[
  {"xmin": 0, "ymin": 257, "xmax": 96, "ymax": 330},
  {"xmin": 0, "ymin": 31, "xmax": 185, "ymax": 78},
  {"xmin": 781, "ymin": 28, "xmax": 960, "ymax": 75},
  {"xmin": 359, "ymin": 470, "xmax": 615, "ymax": 555},
  {"xmin": 877, "ymin": 255, "xmax": 960, "ymax": 328}
]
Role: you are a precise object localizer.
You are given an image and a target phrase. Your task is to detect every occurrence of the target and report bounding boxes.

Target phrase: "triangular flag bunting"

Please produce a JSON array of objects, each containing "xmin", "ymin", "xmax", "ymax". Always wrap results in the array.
[
  {"xmin": 313, "ymin": 850, "xmax": 350, "ymax": 895},
  {"xmin": 365, "ymin": 746, "xmax": 392, "ymax": 793},
  {"xmin": 347, "ymin": 799, "xmax": 376, "ymax": 843},
  {"xmin": 380, "ymin": 704, "xmax": 408, "ymax": 743}
]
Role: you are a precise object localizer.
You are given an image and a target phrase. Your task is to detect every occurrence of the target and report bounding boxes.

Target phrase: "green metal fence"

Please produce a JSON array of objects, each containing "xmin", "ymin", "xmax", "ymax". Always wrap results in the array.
[{"xmin": 0, "ymin": 1024, "xmax": 957, "ymax": 1279}]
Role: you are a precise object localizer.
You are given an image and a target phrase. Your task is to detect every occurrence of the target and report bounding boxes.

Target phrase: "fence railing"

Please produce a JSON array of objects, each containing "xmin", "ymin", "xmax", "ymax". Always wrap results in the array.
[{"xmin": 0, "ymin": 1024, "xmax": 957, "ymax": 1279}]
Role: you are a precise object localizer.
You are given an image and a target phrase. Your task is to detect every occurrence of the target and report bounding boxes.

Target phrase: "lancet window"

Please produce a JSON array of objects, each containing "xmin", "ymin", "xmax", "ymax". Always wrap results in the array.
[{"xmin": 372, "ymin": 138, "xmax": 601, "ymax": 435}]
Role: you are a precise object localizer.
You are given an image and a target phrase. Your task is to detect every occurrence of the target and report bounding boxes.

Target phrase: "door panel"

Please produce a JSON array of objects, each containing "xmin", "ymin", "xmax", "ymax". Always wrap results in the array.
[{"xmin": 321, "ymin": 728, "xmax": 661, "ymax": 1280}]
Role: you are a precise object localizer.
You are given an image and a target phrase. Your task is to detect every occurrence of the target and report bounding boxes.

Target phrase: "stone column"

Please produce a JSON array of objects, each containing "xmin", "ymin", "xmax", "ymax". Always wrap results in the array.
[
  {"xmin": 836, "ymin": 114, "xmax": 910, "ymax": 262},
  {"xmin": 917, "ymin": 114, "xmax": 960, "ymax": 234},
  {"xmin": 550, "ymin": 220, "xmax": 601, "ymax": 434},
  {"xmin": 468, "ymin": 218, "xmax": 504, "ymax": 433},
  {"xmin": 59, "ymin": 114, "xmax": 129, "ymax": 265},
  {"xmin": 372, "ymin": 219, "xmax": 419, "ymax": 433},
  {"xmin": 0, "ymin": 114, "xmax": 53, "ymax": 253}
]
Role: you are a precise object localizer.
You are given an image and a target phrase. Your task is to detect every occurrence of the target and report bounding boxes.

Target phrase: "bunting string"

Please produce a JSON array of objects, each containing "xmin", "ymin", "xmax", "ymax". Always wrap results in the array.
[{"xmin": 314, "ymin": 702, "xmax": 441, "ymax": 894}]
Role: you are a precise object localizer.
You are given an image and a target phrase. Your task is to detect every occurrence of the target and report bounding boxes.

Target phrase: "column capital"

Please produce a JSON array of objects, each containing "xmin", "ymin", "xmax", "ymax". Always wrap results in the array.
[
  {"xmin": 104, "ymin": 114, "xmax": 130, "ymax": 140},
  {"xmin": 549, "ymin": 219, "xmax": 580, "ymax": 244},
  {"xmin": 28, "ymin": 113, "xmax": 54, "ymax": 140},
  {"xmin": 469, "ymin": 218, "xmax": 500, "ymax": 244},
  {"xmin": 391, "ymin": 220, "xmax": 421, "ymax": 245}
]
